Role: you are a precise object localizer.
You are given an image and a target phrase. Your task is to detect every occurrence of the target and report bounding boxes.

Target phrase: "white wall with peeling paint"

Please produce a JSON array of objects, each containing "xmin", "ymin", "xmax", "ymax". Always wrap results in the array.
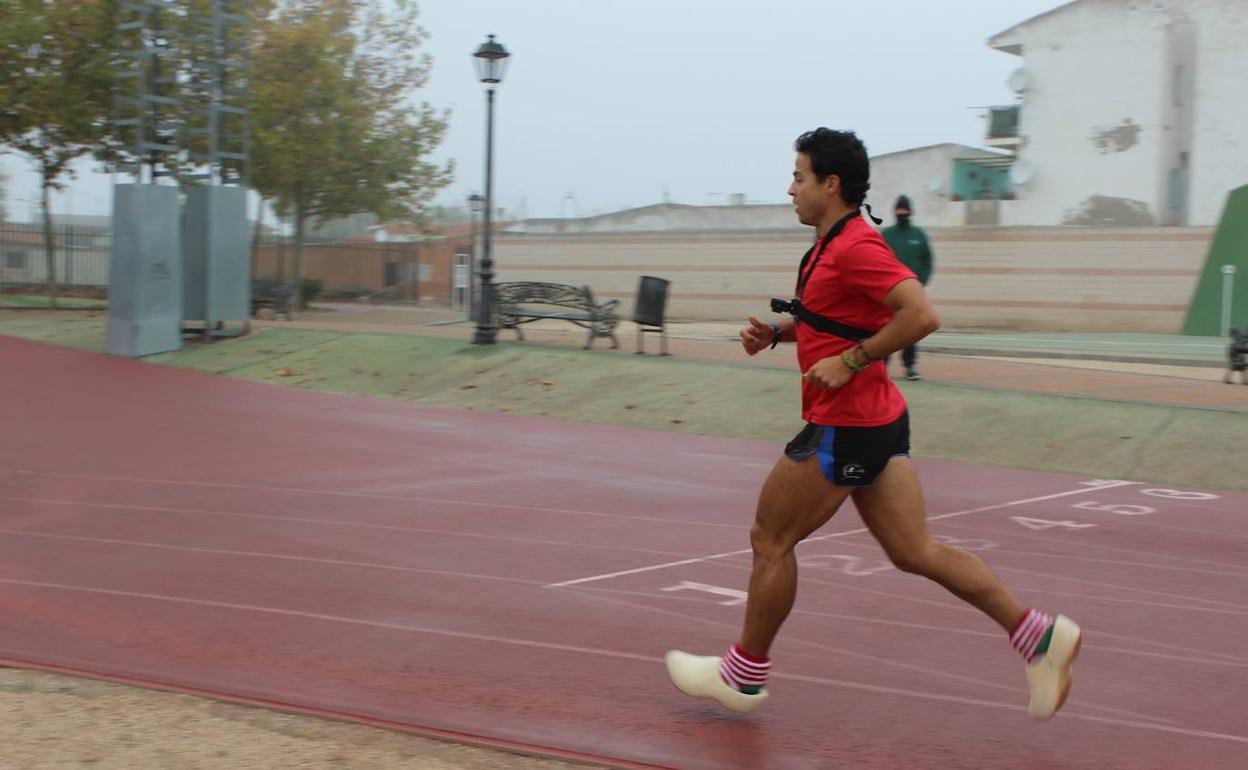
[
  {"xmin": 992, "ymin": 1, "xmax": 1173, "ymax": 226},
  {"xmin": 989, "ymin": 0, "xmax": 1244, "ymax": 227},
  {"xmin": 1189, "ymin": 1, "xmax": 1248, "ymax": 227}
]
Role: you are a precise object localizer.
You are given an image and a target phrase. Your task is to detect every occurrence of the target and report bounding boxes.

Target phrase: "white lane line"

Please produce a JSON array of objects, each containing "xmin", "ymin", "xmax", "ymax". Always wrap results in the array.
[
  {"xmin": 989, "ymin": 585, "xmax": 1248, "ymax": 617},
  {"xmin": 10, "ymin": 577, "xmax": 1248, "ymax": 745},
  {"xmin": 557, "ymin": 587, "xmax": 1173, "ymax": 725},
  {"xmin": 544, "ymin": 481, "xmax": 1139, "ymax": 588},
  {"xmin": 0, "ymin": 528, "xmax": 552, "ymax": 586},
  {"xmin": 0, "ymin": 499, "xmax": 691, "ymax": 558},
  {"xmin": 6, "ymin": 470, "xmax": 744, "ymax": 530},
  {"xmin": 573, "ymin": 584, "xmax": 1248, "ymax": 670},
  {"xmin": 684, "ymin": 559, "xmax": 1248, "ymax": 665},
  {"xmin": 950, "ymin": 544, "xmax": 1248, "ymax": 579},
  {"xmin": 932, "ymin": 518, "xmax": 1248, "ymax": 572},
  {"xmin": 992, "ymin": 564, "xmax": 1248, "ymax": 610}
]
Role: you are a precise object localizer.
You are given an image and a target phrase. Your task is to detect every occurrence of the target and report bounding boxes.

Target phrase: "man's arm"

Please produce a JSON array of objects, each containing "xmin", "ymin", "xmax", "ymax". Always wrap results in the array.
[
  {"xmin": 918, "ymin": 231, "xmax": 934, "ymax": 286},
  {"xmin": 741, "ymin": 315, "xmax": 796, "ymax": 356},
  {"xmin": 803, "ymin": 278, "xmax": 939, "ymax": 389},
  {"xmin": 849, "ymin": 278, "xmax": 940, "ymax": 366}
]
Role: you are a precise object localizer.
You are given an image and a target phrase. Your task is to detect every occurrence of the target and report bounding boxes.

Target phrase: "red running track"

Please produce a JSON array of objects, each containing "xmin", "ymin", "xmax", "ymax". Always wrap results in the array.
[{"xmin": 2, "ymin": 335, "xmax": 1246, "ymax": 769}]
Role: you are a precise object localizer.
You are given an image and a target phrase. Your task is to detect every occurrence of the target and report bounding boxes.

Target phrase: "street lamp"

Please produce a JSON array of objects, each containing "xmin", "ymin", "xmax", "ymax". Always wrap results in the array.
[
  {"xmin": 467, "ymin": 192, "xmax": 484, "ymax": 317},
  {"xmin": 471, "ymin": 34, "xmax": 510, "ymax": 345}
]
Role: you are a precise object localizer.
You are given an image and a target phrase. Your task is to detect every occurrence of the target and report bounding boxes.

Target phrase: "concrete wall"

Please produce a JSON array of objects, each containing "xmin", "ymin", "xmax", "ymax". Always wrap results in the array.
[
  {"xmin": 1005, "ymin": 0, "xmax": 1173, "ymax": 226},
  {"xmin": 993, "ymin": 0, "xmax": 1246, "ymax": 227},
  {"xmin": 494, "ymin": 226, "xmax": 1212, "ymax": 332},
  {"xmin": 510, "ymin": 204, "xmax": 796, "ymax": 237},
  {"xmin": 1189, "ymin": 1, "xmax": 1248, "ymax": 227}
]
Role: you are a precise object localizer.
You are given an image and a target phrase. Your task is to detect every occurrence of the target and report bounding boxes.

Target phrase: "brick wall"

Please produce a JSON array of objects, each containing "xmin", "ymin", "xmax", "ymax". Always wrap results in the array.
[{"xmin": 253, "ymin": 237, "xmax": 466, "ymax": 302}]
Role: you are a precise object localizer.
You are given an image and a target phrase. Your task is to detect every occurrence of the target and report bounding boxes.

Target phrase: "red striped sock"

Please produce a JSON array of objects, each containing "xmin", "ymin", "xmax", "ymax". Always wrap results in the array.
[
  {"xmin": 719, "ymin": 644, "xmax": 771, "ymax": 693},
  {"xmin": 1010, "ymin": 609, "xmax": 1053, "ymax": 663}
]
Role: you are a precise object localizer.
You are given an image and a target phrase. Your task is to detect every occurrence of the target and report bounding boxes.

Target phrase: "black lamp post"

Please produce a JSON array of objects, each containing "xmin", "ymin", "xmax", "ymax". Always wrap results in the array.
[
  {"xmin": 467, "ymin": 192, "xmax": 484, "ymax": 316},
  {"xmin": 471, "ymin": 34, "xmax": 510, "ymax": 345}
]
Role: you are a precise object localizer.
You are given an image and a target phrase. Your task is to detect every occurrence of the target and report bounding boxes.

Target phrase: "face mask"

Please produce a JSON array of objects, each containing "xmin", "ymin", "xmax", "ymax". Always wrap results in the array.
[{"xmin": 896, "ymin": 213, "xmax": 911, "ymax": 226}]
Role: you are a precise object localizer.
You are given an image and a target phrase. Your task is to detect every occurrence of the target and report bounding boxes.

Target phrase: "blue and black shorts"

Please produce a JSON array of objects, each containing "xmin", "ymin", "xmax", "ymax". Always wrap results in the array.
[{"xmin": 783, "ymin": 411, "xmax": 911, "ymax": 487}]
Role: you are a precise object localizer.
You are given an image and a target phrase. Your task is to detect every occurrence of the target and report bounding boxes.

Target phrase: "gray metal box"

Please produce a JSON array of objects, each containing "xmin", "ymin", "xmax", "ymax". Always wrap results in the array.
[
  {"xmin": 107, "ymin": 184, "xmax": 183, "ymax": 357},
  {"xmin": 183, "ymin": 185, "xmax": 249, "ymax": 324}
]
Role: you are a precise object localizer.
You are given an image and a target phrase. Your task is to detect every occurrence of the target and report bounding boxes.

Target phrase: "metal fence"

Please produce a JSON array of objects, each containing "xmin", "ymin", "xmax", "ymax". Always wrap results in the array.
[
  {"xmin": 0, "ymin": 224, "xmax": 112, "ymax": 291},
  {"xmin": 253, "ymin": 239, "xmax": 457, "ymax": 304},
  {"xmin": 1, "ymin": 223, "xmax": 463, "ymax": 307}
]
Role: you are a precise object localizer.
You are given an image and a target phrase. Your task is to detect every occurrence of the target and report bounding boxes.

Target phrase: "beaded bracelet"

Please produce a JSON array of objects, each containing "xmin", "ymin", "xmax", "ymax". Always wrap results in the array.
[{"xmin": 841, "ymin": 349, "xmax": 868, "ymax": 372}]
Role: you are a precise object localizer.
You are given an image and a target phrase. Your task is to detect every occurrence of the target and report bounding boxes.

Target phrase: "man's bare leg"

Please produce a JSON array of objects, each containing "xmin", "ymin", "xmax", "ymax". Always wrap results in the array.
[
  {"xmin": 738, "ymin": 455, "xmax": 854, "ymax": 657},
  {"xmin": 850, "ymin": 456, "xmax": 1024, "ymax": 630},
  {"xmin": 852, "ymin": 456, "xmax": 1081, "ymax": 720},
  {"xmin": 664, "ymin": 454, "xmax": 850, "ymax": 711}
]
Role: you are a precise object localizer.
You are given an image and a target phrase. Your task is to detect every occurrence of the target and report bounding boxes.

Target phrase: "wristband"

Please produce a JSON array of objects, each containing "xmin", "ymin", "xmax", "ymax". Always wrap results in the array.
[
  {"xmin": 841, "ymin": 349, "xmax": 868, "ymax": 372},
  {"xmin": 769, "ymin": 324, "xmax": 782, "ymax": 350}
]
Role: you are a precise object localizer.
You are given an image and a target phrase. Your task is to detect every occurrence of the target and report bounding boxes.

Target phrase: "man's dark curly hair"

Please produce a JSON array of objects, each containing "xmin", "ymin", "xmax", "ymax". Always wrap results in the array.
[{"xmin": 794, "ymin": 128, "xmax": 871, "ymax": 207}]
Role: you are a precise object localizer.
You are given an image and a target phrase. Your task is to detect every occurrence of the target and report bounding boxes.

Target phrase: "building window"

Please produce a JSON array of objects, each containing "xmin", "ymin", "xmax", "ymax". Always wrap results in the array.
[
  {"xmin": 988, "ymin": 106, "xmax": 1021, "ymax": 139},
  {"xmin": 4, "ymin": 250, "xmax": 24, "ymax": 270}
]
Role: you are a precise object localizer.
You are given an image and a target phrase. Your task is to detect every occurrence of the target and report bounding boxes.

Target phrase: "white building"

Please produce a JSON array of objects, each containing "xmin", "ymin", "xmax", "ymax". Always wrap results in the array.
[
  {"xmin": 987, "ymin": 0, "xmax": 1247, "ymax": 227},
  {"xmin": 867, "ymin": 143, "xmax": 1013, "ymax": 227}
]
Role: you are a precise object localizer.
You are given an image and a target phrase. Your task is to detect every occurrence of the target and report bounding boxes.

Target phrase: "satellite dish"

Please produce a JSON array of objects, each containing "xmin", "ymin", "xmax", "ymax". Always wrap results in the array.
[
  {"xmin": 1008, "ymin": 67, "xmax": 1031, "ymax": 94},
  {"xmin": 1009, "ymin": 159, "xmax": 1036, "ymax": 186},
  {"xmin": 925, "ymin": 175, "xmax": 946, "ymax": 194}
]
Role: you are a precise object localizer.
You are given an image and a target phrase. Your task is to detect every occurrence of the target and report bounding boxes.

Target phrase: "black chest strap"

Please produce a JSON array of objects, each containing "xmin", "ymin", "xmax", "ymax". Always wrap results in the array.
[
  {"xmin": 776, "ymin": 209, "xmax": 877, "ymax": 343},
  {"xmin": 792, "ymin": 301, "xmax": 872, "ymax": 341}
]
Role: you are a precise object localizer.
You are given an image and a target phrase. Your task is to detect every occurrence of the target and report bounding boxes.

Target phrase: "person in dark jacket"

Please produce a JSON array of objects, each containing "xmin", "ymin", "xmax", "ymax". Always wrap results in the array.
[{"xmin": 881, "ymin": 195, "xmax": 933, "ymax": 380}]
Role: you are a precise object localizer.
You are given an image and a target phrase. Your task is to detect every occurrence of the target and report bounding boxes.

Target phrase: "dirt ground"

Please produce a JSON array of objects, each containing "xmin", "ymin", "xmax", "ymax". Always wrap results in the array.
[{"xmin": 0, "ymin": 668, "xmax": 604, "ymax": 770}]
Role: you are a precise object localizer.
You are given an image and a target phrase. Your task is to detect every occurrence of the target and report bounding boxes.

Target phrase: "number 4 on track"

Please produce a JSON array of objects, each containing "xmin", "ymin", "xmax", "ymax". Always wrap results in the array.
[{"xmin": 1011, "ymin": 517, "xmax": 1097, "ymax": 531}]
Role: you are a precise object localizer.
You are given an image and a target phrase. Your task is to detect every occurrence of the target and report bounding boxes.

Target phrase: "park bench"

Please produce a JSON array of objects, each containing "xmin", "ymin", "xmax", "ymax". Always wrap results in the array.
[{"xmin": 494, "ymin": 281, "xmax": 620, "ymax": 350}]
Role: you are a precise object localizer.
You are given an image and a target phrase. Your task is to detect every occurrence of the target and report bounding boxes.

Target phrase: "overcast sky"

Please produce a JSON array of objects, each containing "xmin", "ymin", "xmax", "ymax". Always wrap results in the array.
[{"xmin": 1, "ymin": 0, "xmax": 1059, "ymax": 222}]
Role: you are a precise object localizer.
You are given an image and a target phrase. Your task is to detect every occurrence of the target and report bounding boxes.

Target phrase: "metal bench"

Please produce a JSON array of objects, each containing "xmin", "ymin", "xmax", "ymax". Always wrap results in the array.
[{"xmin": 494, "ymin": 281, "xmax": 620, "ymax": 350}]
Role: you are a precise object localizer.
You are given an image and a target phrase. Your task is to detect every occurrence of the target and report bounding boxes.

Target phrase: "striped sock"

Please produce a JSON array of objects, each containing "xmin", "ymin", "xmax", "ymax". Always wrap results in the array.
[
  {"xmin": 1010, "ymin": 609, "xmax": 1054, "ymax": 663},
  {"xmin": 719, "ymin": 644, "xmax": 771, "ymax": 694}
]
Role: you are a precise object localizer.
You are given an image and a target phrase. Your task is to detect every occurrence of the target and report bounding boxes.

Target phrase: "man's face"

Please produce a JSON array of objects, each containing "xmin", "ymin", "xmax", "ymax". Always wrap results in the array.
[
  {"xmin": 896, "ymin": 206, "xmax": 912, "ymax": 223},
  {"xmin": 788, "ymin": 152, "xmax": 836, "ymax": 227}
]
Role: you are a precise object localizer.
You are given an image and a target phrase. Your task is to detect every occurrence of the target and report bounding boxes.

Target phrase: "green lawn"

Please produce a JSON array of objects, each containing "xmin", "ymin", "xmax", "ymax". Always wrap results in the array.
[
  {"xmin": 0, "ymin": 294, "xmax": 108, "ymax": 310},
  {"xmin": 2, "ymin": 318, "xmax": 1245, "ymax": 491}
]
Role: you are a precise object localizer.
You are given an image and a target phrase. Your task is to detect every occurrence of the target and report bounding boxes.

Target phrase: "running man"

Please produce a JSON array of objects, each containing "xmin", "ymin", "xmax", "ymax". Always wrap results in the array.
[{"xmin": 665, "ymin": 128, "xmax": 1080, "ymax": 721}]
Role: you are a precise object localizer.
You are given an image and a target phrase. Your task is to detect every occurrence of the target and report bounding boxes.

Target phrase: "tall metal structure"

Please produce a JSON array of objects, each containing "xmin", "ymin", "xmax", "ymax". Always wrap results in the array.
[
  {"xmin": 114, "ymin": 0, "xmax": 183, "ymax": 183},
  {"xmin": 182, "ymin": 0, "xmax": 252, "ymax": 339},
  {"xmin": 471, "ymin": 35, "xmax": 511, "ymax": 346},
  {"xmin": 186, "ymin": 1, "xmax": 251, "ymax": 187},
  {"xmin": 107, "ymin": 1, "xmax": 254, "ymax": 357},
  {"xmin": 107, "ymin": 1, "xmax": 185, "ymax": 357}
]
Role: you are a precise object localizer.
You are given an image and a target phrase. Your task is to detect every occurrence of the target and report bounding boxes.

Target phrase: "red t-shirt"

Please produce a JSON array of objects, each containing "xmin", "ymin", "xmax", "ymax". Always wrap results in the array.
[{"xmin": 796, "ymin": 215, "xmax": 917, "ymax": 427}]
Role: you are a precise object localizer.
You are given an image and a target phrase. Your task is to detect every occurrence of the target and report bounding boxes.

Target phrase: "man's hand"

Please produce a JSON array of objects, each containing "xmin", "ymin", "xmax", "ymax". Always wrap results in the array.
[
  {"xmin": 740, "ymin": 315, "xmax": 776, "ymax": 356},
  {"xmin": 803, "ymin": 353, "xmax": 855, "ymax": 390}
]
